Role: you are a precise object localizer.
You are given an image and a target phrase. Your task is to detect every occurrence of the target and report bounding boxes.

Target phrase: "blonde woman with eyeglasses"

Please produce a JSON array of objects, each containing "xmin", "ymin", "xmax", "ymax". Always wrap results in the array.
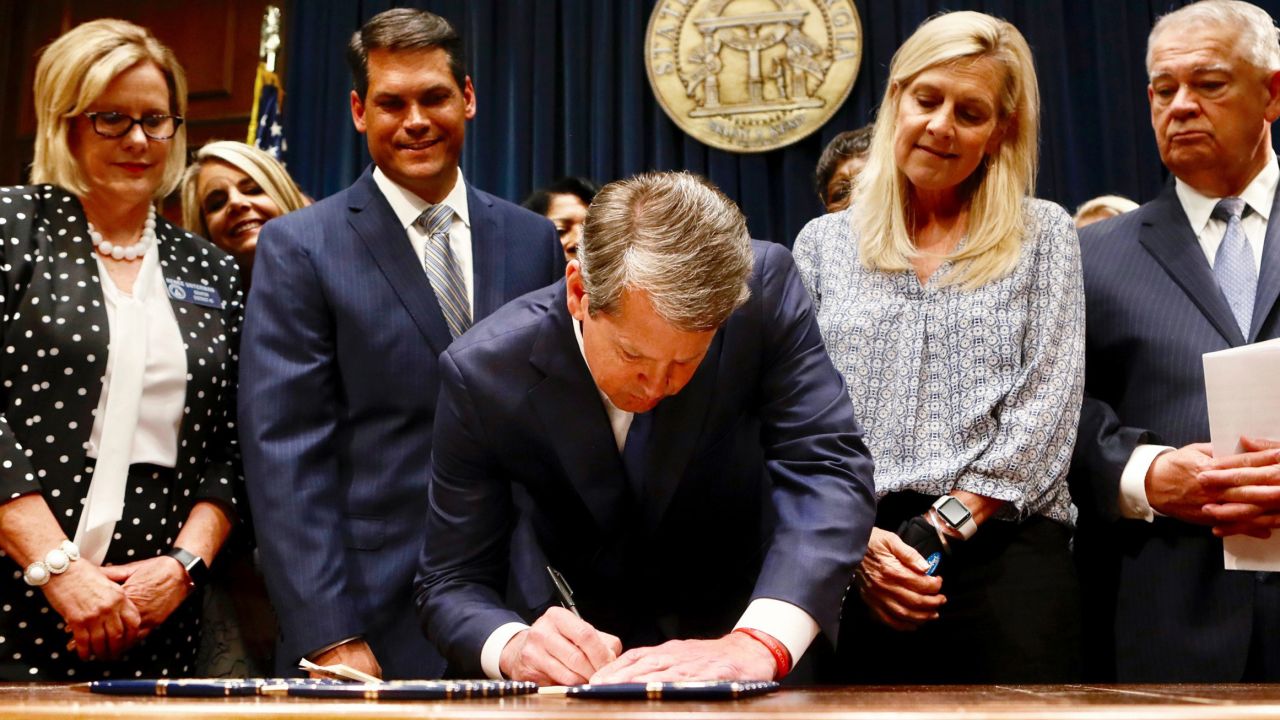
[{"xmin": 0, "ymin": 19, "xmax": 243, "ymax": 680}]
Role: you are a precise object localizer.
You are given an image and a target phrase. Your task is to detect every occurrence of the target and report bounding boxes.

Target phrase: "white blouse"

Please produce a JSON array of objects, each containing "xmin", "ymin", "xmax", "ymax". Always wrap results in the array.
[{"xmin": 85, "ymin": 243, "xmax": 187, "ymax": 467}]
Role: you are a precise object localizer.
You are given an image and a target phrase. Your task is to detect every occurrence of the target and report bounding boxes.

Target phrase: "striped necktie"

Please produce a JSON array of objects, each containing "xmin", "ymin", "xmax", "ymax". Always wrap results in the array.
[
  {"xmin": 1212, "ymin": 197, "xmax": 1256, "ymax": 340},
  {"xmin": 415, "ymin": 203, "xmax": 471, "ymax": 339}
]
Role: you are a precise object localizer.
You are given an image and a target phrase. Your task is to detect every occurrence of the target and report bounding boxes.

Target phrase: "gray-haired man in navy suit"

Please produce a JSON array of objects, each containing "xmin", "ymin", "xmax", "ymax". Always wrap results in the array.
[
  {"xmin": 1072, "ymin": 0, "xmax": 1280, "ymax": 683},
  {"xmin": 414, "ymin": 171, "xmax": 876, "ymax": 685},
  {"xmin": 239, "ymin": 8, "xmax": 561, "ymax": 679}
]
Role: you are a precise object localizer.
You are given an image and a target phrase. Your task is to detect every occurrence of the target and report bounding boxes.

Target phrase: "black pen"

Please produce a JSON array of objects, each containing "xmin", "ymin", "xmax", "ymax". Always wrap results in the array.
[{"xmin": 546, "ymin": 565, "xmax": 580, "ymax": 618}]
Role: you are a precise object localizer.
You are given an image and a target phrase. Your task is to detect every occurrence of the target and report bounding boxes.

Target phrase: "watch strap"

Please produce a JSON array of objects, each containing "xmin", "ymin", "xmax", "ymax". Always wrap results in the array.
[{"xmin": 166, "ymin": 547, "xmax": 209, "ymax": 587}]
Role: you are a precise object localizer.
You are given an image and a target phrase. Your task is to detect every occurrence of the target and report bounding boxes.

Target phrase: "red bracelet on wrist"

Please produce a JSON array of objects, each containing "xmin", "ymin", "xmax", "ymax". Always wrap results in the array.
[{"xmin": 733, "ymin": 627, "xmax": 792, "ymax": 680}]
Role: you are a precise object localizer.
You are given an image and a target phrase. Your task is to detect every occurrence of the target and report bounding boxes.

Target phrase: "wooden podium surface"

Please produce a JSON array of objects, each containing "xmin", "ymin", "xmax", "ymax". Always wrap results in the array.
[{"xmin": 5, "ymin": 683, "xmax": 1280, "ymax": 720}]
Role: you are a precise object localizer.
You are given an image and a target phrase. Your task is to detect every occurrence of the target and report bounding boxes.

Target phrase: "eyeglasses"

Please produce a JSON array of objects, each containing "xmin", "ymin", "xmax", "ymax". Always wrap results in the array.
[{"xmin": 83, "ymin": 112, "xmax": 184, "ymax": 140}]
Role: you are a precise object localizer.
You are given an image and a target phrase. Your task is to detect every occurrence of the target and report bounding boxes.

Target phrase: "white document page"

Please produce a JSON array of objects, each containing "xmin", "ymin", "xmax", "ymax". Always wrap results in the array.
[{"xmin": 1203, "ymin": 337, "xmax": 1280, "ymax": 571}]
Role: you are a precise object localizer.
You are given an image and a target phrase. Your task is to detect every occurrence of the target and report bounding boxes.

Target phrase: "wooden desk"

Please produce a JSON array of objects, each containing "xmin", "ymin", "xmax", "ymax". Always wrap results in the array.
[{"xmin": 4, "ymin": 684, "xmax": 1280, "ymax": 720}]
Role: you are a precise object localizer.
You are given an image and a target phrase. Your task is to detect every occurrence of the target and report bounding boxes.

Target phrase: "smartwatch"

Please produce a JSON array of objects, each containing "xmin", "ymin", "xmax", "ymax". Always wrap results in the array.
[
  {"xmin": 167, "ymin": 547, "xmax": 209, "ymax": 587},
  {"xmin": 931, "ymin": 495, "xmax": 978, "ymax": 540}
]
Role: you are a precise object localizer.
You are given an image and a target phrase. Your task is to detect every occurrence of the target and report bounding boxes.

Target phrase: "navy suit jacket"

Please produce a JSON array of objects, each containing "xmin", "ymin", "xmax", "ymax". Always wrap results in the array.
[
  {"xmin": 1071, "ymin": 182, "xmax": 1280, "ymax": 681},
  {"xmin": 413, "ymin": 240, "xmax": 877, "ymax": 677},
  {"xmin": 239, "ymin": 168, "xmax": 562, "ymax": 677}
]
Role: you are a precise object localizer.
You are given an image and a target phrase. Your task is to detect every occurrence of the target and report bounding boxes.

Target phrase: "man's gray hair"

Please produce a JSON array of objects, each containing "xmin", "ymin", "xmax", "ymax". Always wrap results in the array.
[
  {"xmin": 579, "ymin": 171, "xmax": 753, "ymax": 332},
  {"xmin": 1147, "ymin": 0, "xmax": 1280, "ymax": 75}
]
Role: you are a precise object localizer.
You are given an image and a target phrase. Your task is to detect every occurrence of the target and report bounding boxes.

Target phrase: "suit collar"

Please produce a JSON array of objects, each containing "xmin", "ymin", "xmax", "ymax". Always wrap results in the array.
[
  {"xmin": 468, "ymin": 184, "xmax": 506, "ymax": 320},
  {"xmin": 1167, "ymin": 156, "xmax": 1280, "ymax": 342},
  {"xmin": 1251, "ymin": 179, "xmax": 1280, "ymax": 340},
  {"xmin": 1175, "ymin": 154, "xmax": 1278, "ymax": 235},
  {"xmin": 642, "ymin": 333, "xmax": 721, "ymax": 527},
  {"xmin": 370, "ymin": 166, "xmax": 472, "ymax": 230},
  {"xmin": 347, "ymin": 167, "xmax": 454, "ymax": 354},
  {"xmin": 1140, "ymin": 184, "xmax": 1245, "ymax": 345},
  {"xmin": 527, "ymin": 284, "xmax": 629, "ymax": 535},
  {"xmin": 526, "ymin": 287, "xmax": 720, "ymax": 531}
]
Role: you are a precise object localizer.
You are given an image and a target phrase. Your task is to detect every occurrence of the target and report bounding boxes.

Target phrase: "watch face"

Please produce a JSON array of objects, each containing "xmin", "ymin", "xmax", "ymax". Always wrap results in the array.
[{"xmin": 937, "ymin": 498, "xmax": 971, "ymax": 527}]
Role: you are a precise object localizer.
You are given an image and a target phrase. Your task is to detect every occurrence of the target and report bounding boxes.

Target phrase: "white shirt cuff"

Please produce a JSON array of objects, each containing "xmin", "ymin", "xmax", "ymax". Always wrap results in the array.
[
  {"xmin": 480, "ymin": 622, "xmax": 530, "ymax": 680},
  {"xmin": 733, "ymin": 598, "xmax": 819, "ymax": 666},
  {"xmin": 1120, "ymin": 444, "xmax": 1174, "ymax": 521}
]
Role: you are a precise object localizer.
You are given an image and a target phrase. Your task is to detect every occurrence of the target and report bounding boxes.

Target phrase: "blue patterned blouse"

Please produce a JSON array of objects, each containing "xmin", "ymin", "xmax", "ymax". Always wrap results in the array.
[{"xmin": 792, "ymin": 199, "xmax": 1084, "ymax": 525}]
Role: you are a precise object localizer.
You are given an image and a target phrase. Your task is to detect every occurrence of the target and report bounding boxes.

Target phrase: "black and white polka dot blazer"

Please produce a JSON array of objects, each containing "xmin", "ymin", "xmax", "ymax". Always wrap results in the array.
[{"xmin": 0, "ymin": 184, "xmax": 243, "ymax": 536}]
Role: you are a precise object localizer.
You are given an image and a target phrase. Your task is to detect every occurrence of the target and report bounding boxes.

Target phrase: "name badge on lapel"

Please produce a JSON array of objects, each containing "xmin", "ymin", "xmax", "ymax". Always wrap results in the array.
[{"xmin": 165, "ymin": 278, "xmax": 222, "ymax": 309}]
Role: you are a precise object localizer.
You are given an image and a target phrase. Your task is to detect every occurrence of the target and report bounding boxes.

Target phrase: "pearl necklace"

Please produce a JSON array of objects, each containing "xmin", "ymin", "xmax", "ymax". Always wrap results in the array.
[{"xmin": 87, "ymin": 206, "xmax": 157, "ymax": 262}]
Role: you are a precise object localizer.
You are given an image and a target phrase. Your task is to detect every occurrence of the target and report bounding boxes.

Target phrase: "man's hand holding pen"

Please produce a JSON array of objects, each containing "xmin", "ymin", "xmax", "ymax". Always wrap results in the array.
[{"xmin": 498, "ymin": 606, "xmax": 622, "ymax": 684}]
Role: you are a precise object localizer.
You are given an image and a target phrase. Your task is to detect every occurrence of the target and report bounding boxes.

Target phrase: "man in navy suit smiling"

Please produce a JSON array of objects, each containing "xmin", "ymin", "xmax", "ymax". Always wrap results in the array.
[
  {"xmin": 239, "ymin": 8, "xmax": 560, "ymax": 679},
  {"xmin": 415, "ymin": 171, "xmax": 876, "ymax": 685},
  {"xmin": 1072, "ymin": 0, "xmax": 1280, "ymax": 683}
]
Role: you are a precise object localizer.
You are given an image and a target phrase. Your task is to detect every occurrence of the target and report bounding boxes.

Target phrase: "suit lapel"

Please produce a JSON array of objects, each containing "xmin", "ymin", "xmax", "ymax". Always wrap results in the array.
[
  {"xmin": 468, "ymin": 185, "xmax": 507, "ymax": 321},
  {"xmin": 643, "ymin": 333, "xmax": 721, "ymax": 529},
  {"xmin": 526, "ymin": 288, "xmax": 720, "ymax": 534},
  {"xmin": 156, "ymin": 222, "xmax": 230, "ymax": 469},
  {"xmin": 527, "ymin": 288, "xmax": 629, "ymax": 535},
  {"xmin": 1249, "ymin": 183, "xmax": 1280, "ymax": 341},
  {"xmin": 346, "ymin": 169, "xmax": 453, "ymax": 355},
  {"xmin": 1139, "ymin": 186, "xmax": 1245, "ymax": 345},
  {"xmin": 50, "ymin": 190, "xmax": 110, "ymax": 443},
  {"xmin": 61, "ymin": 195, "xmax": 111, "ymax": 370}
]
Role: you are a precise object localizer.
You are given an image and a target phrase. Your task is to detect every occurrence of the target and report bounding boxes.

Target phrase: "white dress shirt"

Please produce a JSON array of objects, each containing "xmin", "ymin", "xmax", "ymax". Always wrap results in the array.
[
  {"xmin": 1119, "ymin": 153, "xmax": 1278, "ymax": 520},
  {"xmin": 371, "ymin": 167, "xmax": 474, "ymax": 313},
  {"xmin": 478, "ymin": 317, "xmax": 820, "ymax": 679}
]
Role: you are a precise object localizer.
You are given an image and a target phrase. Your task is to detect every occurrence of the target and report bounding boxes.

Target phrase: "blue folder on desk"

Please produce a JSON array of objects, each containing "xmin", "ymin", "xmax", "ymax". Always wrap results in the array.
[
  {"xmin": 85, "ymin": 678, "xmax": 341, "ymax": 697},
  {"xmin": 562, "ymin": 680, "xmax": 780, "ymax": 700},
  {"xmin": 287, "ymin": 679, "xmax": 539, "ymax": 699},
  {"xmin": 85, "ymin": 678, "xmax": 538, "ymax": 700}
]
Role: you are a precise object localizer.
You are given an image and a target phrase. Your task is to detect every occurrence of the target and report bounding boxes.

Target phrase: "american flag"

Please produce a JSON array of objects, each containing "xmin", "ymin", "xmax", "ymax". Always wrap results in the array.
[{"xmin": 248, "ymin": 63, "xmax": 287, "ymax": 164}]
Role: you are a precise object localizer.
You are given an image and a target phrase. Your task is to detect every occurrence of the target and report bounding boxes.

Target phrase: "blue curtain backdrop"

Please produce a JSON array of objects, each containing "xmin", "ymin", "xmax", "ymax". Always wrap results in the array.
[{"xmin": 283, "ymin": 0, "xmax": 1280, "ymax": 248}]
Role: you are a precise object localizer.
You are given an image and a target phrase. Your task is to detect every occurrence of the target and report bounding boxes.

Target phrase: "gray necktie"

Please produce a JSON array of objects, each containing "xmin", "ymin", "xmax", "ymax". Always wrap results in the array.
[
  {"xmin": 1212, "ymin": 197, "xmax": 1256, "ymax": 339},
  {"xmin": 415, "ymin": 203, "xmax": 471, "ymax": 339}
]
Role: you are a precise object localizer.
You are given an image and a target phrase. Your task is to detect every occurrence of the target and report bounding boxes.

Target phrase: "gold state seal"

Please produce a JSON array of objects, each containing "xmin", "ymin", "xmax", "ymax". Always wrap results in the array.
[{"xmin": 646, "ymin": 0, "xmax": 863, "ymax": 153}]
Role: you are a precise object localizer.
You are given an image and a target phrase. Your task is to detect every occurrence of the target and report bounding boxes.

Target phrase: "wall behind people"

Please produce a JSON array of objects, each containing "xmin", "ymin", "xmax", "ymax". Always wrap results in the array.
[
  {"xmin": 0, "ymin": 0, "xmax": 284, "ymax": 193},
  {"xmin": 8, "ymin": 0, "xmax": 1280, "ymax": 245},
  {"xmin": 282, "ymin": 0, "xmax": 1280, "ymax": 248}
]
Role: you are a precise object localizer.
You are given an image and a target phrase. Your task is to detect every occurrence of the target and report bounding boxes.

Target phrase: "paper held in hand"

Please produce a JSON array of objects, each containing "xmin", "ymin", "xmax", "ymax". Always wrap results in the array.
[
  {"xmin": 298, "ymin": 657, "xmax": 382, "ymax": 683},
  {"xmin": 1203, "ymin": 338, "xmax": 1280, "ymax": 571}
]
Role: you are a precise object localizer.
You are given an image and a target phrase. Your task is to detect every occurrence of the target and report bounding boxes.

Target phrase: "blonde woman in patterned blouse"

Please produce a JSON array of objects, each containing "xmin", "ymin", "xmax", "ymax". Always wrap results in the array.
[
  {"xmin": 793, "ymin": 11, "xmax": 1085, "ymax": 683},
  {"xmin": 0, "ymin": 20, "xmax": 243, "ymax": 680}
]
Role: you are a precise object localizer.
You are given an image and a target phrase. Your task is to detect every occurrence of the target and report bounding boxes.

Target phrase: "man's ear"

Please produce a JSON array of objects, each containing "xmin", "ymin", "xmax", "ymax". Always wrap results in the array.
[
  {"xmin": 351, "ymin": 90, "xmax": 367, "ymax": 133},
  {"xmin": 565, "ymin": 260, "xmax": 588, "ymax": 321},
  {"xmin": 1264, "ymin": 70, "xmax": 1280, "ymax": 123},
  {"xmin": 462, "ymin": 76, "xmax": 477, "ymax": 121}
]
